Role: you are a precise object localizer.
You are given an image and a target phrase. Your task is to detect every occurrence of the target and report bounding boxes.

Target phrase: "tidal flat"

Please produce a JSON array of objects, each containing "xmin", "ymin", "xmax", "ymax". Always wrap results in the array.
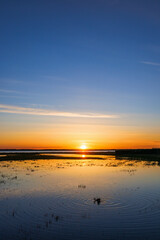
[{"xmin": 0, "ymin": 153, "xmax": 160, "ymax": 240}]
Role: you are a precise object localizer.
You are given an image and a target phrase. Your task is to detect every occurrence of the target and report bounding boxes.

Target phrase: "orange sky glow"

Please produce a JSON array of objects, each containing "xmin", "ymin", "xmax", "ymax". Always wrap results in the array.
[{"xmin": 0, "ymin": 116, "xmax": 159, "ymax": 149}]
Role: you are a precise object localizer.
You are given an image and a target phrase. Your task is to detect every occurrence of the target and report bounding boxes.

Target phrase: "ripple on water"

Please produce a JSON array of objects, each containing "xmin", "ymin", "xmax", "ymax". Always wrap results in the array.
[{"xmin": 0, "ymin": 158, "xmax": 160, "ymax": 240}]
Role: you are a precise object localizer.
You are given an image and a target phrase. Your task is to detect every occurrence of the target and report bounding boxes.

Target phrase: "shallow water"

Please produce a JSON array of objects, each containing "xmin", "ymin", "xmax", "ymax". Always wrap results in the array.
[{"xmin": 0, "ymin": 155, "xmax": 160, "ymax": 240}]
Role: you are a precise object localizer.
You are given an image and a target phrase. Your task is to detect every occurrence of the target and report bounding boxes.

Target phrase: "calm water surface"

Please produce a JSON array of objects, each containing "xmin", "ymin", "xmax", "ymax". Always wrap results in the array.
[{"xmin": 0, "ymin": 155, "xmax": 160, "ymax": 240}]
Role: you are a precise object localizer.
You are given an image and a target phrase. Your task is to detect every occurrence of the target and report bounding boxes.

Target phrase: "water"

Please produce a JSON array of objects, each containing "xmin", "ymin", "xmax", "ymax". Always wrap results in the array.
[{"xmin": 0, "ymin": 154, "xmax": 160, "ymax": 240}]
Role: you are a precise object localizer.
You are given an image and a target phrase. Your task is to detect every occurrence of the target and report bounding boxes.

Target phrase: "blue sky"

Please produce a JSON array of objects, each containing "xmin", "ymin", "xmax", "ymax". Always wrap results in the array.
[{"xmin": 0, "ymin": 0, "xmax": 160, "ymax": 148}]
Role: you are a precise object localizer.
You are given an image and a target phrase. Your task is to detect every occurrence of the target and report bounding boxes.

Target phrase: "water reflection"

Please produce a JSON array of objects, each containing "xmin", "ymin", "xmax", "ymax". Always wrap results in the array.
[{"xmin": 0, "ymin": 155, "xmax": 160, "ymax": 240}]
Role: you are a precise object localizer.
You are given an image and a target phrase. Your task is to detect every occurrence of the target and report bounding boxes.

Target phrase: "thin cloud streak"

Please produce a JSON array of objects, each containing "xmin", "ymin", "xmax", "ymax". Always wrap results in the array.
[
  {"xmin": 0, "ymin": 104, "xmax": 119, "ymax": 119},
  {"xmin": 0, "ymin": 89, "xmax": 21, "ymax": 94},
  {"xmin": 141, "ymin": 61, "xmax": 160, "ymax": 66}
]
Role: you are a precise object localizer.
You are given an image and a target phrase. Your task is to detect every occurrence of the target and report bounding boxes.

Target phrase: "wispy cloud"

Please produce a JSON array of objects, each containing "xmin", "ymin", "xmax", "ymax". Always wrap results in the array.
[
  {"xmin": 0, "ymin": 95, "xmax": 31, "ymax": 99},
  {"xmin": 0, "ymin": 104, "xmax": 119, "ymax": 119},
  {"xmin": 0, "ymin": 89, "xmax": 21, "ymax": 94},
  {"xmin": 141, "ymin": 61, "xmax": 160, "ymax": 66},
  {"xmin": 0, "ymin": 89, "xmax": 31, "ymax": 99},
  {"xmin": 0, "ymin": 88, "xmax": 46, "ymax": 98}
]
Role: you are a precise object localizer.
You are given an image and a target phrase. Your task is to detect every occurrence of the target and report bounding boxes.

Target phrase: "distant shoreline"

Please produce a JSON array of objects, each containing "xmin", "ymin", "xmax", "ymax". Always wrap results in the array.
[{"xmin": 0, "ymin": 148, "xmax": 160, "ymax": 161}]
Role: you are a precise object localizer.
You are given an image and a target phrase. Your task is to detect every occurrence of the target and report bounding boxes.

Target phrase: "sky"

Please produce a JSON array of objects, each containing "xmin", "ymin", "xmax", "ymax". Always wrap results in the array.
[{"xmin": 0, "ymin": 0, "xmax": 160, "ymax": 149}]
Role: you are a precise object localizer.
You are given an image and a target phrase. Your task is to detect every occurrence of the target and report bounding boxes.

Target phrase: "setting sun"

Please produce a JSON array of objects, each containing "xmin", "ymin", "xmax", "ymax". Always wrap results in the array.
[{"xmin": 80, "ymin": 144, "xmax": 87, "ymax": 150}]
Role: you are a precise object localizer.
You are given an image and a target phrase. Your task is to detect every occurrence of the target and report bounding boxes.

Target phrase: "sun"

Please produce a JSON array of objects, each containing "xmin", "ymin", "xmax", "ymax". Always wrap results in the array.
[{"xmin": 80, "ymin": 144, "xmax": 87, "ymax": 150}]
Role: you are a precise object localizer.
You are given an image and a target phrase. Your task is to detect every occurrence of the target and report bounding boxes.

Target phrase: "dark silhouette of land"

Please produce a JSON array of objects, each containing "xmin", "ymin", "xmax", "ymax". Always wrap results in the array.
[{"xmin": 0, "ymin": 149, "xmax": 159, "ymax": 161}]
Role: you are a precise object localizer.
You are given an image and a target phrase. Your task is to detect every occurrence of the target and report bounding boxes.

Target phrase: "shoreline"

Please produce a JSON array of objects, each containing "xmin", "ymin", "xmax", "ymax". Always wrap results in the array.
[{"xmin": 0, "ymin": 149, "xmax": 160, "ymax": 161}]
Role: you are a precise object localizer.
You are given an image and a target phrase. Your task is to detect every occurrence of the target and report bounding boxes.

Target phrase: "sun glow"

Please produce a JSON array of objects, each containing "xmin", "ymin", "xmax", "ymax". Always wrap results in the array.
[{"xmin": 80, "ymin": 144, "xmax": 87, "ymax": 150}]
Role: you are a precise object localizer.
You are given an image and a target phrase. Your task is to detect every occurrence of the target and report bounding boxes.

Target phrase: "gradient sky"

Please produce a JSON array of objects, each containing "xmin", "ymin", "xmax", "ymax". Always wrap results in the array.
[{"xmin": 0, "ymin": 0, "xmax": 160, "ymax": 149}]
